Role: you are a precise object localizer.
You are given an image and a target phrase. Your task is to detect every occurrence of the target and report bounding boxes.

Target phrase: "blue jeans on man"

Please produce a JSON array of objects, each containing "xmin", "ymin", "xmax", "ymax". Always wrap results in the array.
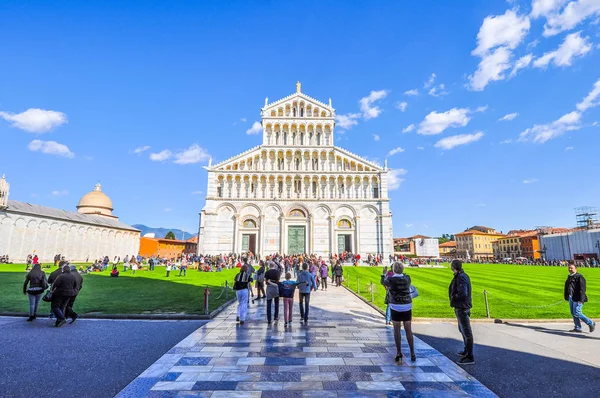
[
  {"xmin": 569, "ymin": 297, "xmax": 593, "ymax": 331},
  {"xmin": 455, "ymin": 308, "xmax": 474, "ymax": 359}
]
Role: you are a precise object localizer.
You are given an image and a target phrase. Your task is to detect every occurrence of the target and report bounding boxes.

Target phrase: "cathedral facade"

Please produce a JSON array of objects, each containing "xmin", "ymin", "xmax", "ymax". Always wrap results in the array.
[{"xmin": 198, "ymin": 83, "xmax": 394, "ymax": 258}]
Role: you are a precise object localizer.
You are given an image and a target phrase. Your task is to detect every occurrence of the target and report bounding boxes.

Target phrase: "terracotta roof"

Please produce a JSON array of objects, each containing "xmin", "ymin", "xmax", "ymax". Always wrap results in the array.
[
  {"xmin": 455, "ymin": 229, "xmax": 505, "ymax": 236},
  {"xmin": 439, "ymin": 241, "xmax": 457, "ymax": 247},
  {"xmin": 409, "ymin": 235, "xmax": 431, "ymax": 239},
  {"xmin": 141, "ymin": 237, "xmax": 187, "ymax": 244},
  {"xmin": 187, "ymin": 236, "xmax": 199, "ymax": 243}
]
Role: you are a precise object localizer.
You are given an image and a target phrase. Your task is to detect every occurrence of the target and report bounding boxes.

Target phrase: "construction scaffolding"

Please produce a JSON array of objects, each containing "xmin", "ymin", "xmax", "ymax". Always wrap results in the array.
[{"xmin": 575, "ymin": 206, "xmax": 599, "ymax": 229}]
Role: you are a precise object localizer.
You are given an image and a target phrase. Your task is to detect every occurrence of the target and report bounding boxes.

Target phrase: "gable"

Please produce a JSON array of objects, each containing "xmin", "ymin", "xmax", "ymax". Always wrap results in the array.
[{"xmin": 263, "ymin": 93, "xmax": 334, "ymax": 118}]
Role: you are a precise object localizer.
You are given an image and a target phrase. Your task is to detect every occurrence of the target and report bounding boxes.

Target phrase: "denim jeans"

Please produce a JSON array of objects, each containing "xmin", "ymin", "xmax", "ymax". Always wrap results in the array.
[
  {"xmin": 386, "ymin": 304, "xmax": 391, "ymax": 323},
  {"xmin": 267, "ymin": 297, "xmax": 279, "ymax": 322},
  {"xmin": 454, "ymin": 308, "xmax": 474, "ymax": 358},
  {"xmin": 299, "ymin": 293, "xmax": 311, "ymax": 320},
  {"xmin": 27, "ymin": 292, "xmax": 43, "ymax": 316},
  {"xmin": 236, "ymin": 289, "xmax": 249, "ymax": 321},
  {"xmin": 51, "ymin": 295, "xmax": 72, "ymax": 321},
  {"xmin": 569, "ymin": 297, "xmax": 593, "ymax": 330}
]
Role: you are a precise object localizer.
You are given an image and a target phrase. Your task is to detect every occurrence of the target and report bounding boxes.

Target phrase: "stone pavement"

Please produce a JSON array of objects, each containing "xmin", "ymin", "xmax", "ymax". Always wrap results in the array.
[{"xmin": 117, "ymin": 285, "xmax": 496, "ymax": 397}]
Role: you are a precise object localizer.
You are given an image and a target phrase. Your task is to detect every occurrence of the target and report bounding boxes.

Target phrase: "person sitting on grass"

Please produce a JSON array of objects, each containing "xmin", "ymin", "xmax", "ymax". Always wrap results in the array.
[{"xmin": 110, "ymin": 265, "xmax": 119, "ymax": 277}]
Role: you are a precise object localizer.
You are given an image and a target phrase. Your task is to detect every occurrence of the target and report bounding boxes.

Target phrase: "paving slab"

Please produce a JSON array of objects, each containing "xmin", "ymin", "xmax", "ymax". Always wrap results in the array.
[{"xmin": 118, "ymin": 285, "xmax": 494, "ymax": 397}]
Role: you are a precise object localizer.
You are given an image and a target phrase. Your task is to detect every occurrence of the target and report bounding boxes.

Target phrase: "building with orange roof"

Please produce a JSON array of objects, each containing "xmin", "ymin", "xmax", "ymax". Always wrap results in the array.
[
  {"xmin": 139, "ymin": 237, "xmax": 187, "ymax": 259},
  {"xmin": 439, "ymin": 240, "xmax": 457, "ymax": 256},
  {"xmin": 455, "ymin": 227, "xmax": 505, "ymax": 260},
  {"xmin": 494, "ymin": 230, "xmax": 539, "ymax": 260},
  {"xmin": 185, "ymin": 236, "xmax": 198, "ymax": 254}
]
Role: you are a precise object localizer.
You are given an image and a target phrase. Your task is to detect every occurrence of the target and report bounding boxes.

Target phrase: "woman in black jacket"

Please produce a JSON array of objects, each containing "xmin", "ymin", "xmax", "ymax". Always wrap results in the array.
[
  {"xmin": 381, "ymin": 262, "xmax": 415, "ymax": 362},
  {"xmin": 23, "ymin": 264, "xmax": 48, "ymax": 321}
]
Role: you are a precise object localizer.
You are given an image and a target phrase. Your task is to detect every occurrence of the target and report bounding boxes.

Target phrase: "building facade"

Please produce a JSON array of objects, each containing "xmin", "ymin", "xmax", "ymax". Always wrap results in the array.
[
  {"xmin": 0, "ymin": 176, "xmax": 140, "ymax": 263},
  {"xmin": 439, "ymin": 241, "xmax": 457, "ymax": 256},
  {"xmin": 540, "ymin": 228, "xmax": 600, "ymax": 261},
  {"xmin": 198, "ymin": 83, "xmax": 394, "ymax": 258},
  {"xmin": 139, "ymin": 237, "xmax": 187, "ymax": 259},
  {"xmin": 455, "ymin": 226, "xmax": 505, "ymax": 260}
]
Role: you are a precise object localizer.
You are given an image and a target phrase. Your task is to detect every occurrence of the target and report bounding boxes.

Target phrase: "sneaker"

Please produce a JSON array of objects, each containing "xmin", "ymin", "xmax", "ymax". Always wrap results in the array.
[
  {"xmin": 458, "ymin": 356, "xmax": 475, "ymax": 365},
  {"xmin": 239, "ymin": 321, "xmax": 245, "ymax": 325},
  {"xmin": 569, "ymin": 328, "xmax": 583, "ymax": 333},
  {"xmin": 55, "ymin": 319, "xmax": 66, "ymax": 328},
  {"xmin": 590, "ymin": 322, "xmax": 596, "ymax": 333},
  {"xmin": 236, "ymin": 316, "xmax": 239, "ymax": 322},
  {"xmin": 26, "ymin": 316, "xmax": 34, "ymax": 322},
  {"xmin": 457, "ymin": 350, "xmax": 467, "ymax": 357},
  {"xmin": 69, "ymin": 313, "xmax": 78, "ymax": 324},
  {"xmin": 284, "ymin": 322, "xmax": 288, "ymax": 327}
]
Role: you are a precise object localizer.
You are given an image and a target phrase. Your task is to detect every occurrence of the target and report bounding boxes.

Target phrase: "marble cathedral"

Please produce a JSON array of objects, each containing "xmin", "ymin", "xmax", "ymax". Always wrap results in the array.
[{"xmin": 198, "ymin": 83, "xmax": 394, "ymax": 258}]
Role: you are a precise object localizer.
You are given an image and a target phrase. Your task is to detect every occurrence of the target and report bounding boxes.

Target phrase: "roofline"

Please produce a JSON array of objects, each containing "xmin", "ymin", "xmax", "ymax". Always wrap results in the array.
[{"xmin": 263, "ymin": 92, "xmax": 333, "ymax": 112}]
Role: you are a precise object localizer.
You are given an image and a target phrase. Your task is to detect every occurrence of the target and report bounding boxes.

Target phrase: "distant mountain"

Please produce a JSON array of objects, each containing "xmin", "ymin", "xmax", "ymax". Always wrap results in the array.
[{"xmin": 133, "ymin": 224, "xmax": 195, "ymax": 240}]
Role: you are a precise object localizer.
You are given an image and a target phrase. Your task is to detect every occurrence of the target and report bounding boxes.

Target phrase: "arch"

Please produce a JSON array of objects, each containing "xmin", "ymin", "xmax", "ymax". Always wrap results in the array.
[
  {"xmin": 216, "ymin": 202, "xmax": 237, "ymax": 214},
  {"xmin": 360, "ymin": 204, "xmax": 381, "ymax": 215},
  {"xmin": 240, "ymin": 203, "xmax": 261, "ymax": 217},
  {"xmin": 337, "ymin": 218, "xmax": 353, "ymax": 229},
  {"xmin": 334, "ymin": 204, "xmax": 357, "ymax": 217},
  {"xmin": 241, "ymin": 218, "xmax": 258, "ymax": 228},
  {"xmin": 313, "ymin": 204, "xmax": 332, "ymax": 217},
  {"xmin": 285, "ymin": 202, "xmax": 311, "ymax": 217}
]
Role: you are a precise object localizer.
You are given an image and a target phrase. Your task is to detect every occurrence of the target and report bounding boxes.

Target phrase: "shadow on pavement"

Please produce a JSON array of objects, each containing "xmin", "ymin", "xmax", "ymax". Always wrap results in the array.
[{"xmin": 501, "ymin": 321, "xmax": 600, "ymax": 340}]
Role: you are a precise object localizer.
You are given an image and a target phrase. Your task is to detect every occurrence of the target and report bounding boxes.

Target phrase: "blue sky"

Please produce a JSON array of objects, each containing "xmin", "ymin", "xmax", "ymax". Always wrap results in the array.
[{"xmin": 1, "ymin": 0, "xmax": 599, "ymax": 238}]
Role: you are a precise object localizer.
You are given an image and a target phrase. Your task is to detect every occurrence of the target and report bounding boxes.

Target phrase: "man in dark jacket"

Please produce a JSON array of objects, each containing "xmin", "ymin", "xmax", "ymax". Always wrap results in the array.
[
  {"xmin": 51, "ymin": 265, "xmax": 78, "ymax": 327},
  {"xmin": 66, "ymin": 265, "xmax": 84, "ymax": 324},
  {"xmin": 564, "ymin": 261, "xmax": 595, "ymax": 333},
  {"xmin": 449, "ymin": 260, "xmax": 474, "ymax": 365}
]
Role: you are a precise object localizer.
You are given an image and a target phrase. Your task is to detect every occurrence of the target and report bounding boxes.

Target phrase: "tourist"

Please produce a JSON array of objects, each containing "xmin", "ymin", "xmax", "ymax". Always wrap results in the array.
[
  {"xmin": 309, "ymin": 260, "xmax": 319, "ymax": 290},
  {"xmin": 25, "ymin": 254, "xmax": 33, "ymax": 271},
  {"xmin": 384, "ymin": 267, "xmax": 394, "ymax": 325},
  {"xmin": 166, "ymin": 263, "xmax": 172, "ymax": 277},
  {"xmin": 564, "ymin": 261, "xmax": 596, "ymax": 333},
  {"xmin": 179, "ymin": 259, "xmax": 187, "ymax": 277},
  {"xmin": 333, "ymin": 261, "xmax": 343, "ymax": 287},
  {"xmin": 131, "ymin": 257, "xmax": 138, "ymax": 274},
  {"xmin": 319, "ymin": 261, "xmax": 328, "ymax": 291},
  {"xmin": 265, "ymin": 262, "xmax": 281, "ymax": 323},
  {"xmin": 255, "ymin": 261, "xmax": 266, "ymax": 300},
  {"xmin": 280, "ymin": 272, "xmax": 305, "ymax": 327},
  {"xmin": 449, "ymin": 259, "xmax": 475, "ymax": 365},
  {"xmin": 123, "ymin": 255, "xmax": 129, "ymax": 272},
  {"xmin": 233, "ymin": 264, "xmax": 253, "ymax": 325},
  {"xmin": 65, "ymin": 266, "xmax": 83, "ymax": 324},
  {"xmin": 23, "ymin": 263, "xmax": 48, "ymax": 321},
  {"xmin": 296, "ymin": 263, "xmax": 317, "ymax": 323},
  {"xmin": 50, "ymin": 264, "xmax": 78, "ymax": 327},
  {"xmin": 381, "ymin": 263, "xmax": 415, "ymax": 362},
  {"xmin": 110, "ymin": 265, "xmax": 119, "ymax": 277}
]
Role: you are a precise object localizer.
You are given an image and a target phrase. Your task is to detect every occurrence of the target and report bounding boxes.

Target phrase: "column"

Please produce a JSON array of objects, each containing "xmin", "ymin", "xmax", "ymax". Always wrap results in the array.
[
  {"xmin": 233, "ymin": 213, "xmax": 240, "ymax": 253},
  {"xmin": 258, "ymin": 215, "xmax": 265, "ymax": 257},
  {"xmin": 329, "ymin": 216, "xmax": 336, "ymax": 255},
  {"xmin": 308, "ymin": 213, "xmax": 314, "ymax": 255},
  {"xmin": 354, "ymin": 216, "xmax": 361, "ymax": 256},
  {"xmin": 279, "ymin": 216, "xmax": 285, "ymax": 254}
]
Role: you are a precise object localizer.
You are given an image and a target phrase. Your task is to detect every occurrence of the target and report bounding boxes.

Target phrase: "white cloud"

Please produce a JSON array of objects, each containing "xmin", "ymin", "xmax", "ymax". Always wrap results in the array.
[
  {"xmin": 424, "ymin": 73, "xmax": 437, "ymax": 88},
  {"xmin": 402, "ymin": 124, "xmax": 415, "ymax": 133},
  {"xmin": 404, "ymin": 89, "xmax": 419, "ymax": 96},
  {"xmin": 576, "ymin": 78, "xmax": 600, "ymax": 111},
  {"xmin": 519, "ymin": 110, "xmax": 582, "ymax": 143},
  {"xmin": 28, "ymin": 139, "xmax": 74, "ymax": 158},
  {"xmin": 405, "ymin": 223, "xmax": 414, "ymax": 228},
  {"xmin": 475, "ymin": 105, "xmax": 489, "ymax": 113},
  {"xmin": 240, "ymin": 117, "xmax": 247, "ymax": 122},
  {"xmin": 499, "ymin": 112, "xmax": 519, "ymax": 121},
  {"xmin": 533, "ymin": 31, "xmax": 591, "ymax": 68},
  {"xmin": 509, "ymin": 53, "xmax": 533, "ymax": 77},
  {"xmin": 388, "ymin": 168, "xmax": 408, "ymax": 191},
  {"xmin": 164, "ymin": 207, "xmax": 172, "ymax": 212},
  {"xmin": 418, "ymin": 108, "xmax": 471, "ymax": 135},
  {"xmin": 0, "ymin": 108, "xmax": 67, "ymax": 133},
  {"xmin": 527, "ymin": 39, "xmax": 541, "ymax": 49},
  {"xmin": 417, "ymin": 146, "xmax": 425, "ymax": 150},
  {"xmin": 428, "ymin": 84, "xmax": 449, "ymax": 97},
  {"xmin": 359, "ymin": 90, "xmax": 389, "ymax": 119},
  {"xmin": 523, "ymin": 178, "xmax": 539, "ymax": 184},
  {"xmin": 434, "ymin": 132, "xmax": 485, "ymax": 150},
  {"xmin": 133, "ymin": 145, "xmax": 150, "ymax": 154},
  {"xmin": 373, "ymin": 134, "xmax": 380, "ymax": 141},
  {"xmin": 469, "ymin": 47, "xmax": 513, "ymax": 91},
  {"xmin": 396, "ymin": 101, "xmax": 408, "ymax": 112},
  {"xmin": 531, "ymin": 0, "xmax": 568, "ymax": 18},
  {"xmin": 565, "ymin": 146, "xmax": 575, "ymax": 150},
  {"xmin": 51, "ymin": 189, "xmax": 68, "ymax": 196},
  {"xmin": 387, "ymin": 147, "xmax": 405, "ymax": 156},
  {"xmin": 473, "ymin": 9, "xmax": 531, "ymax": 56},
  {"xmin": 335, "ymin": 113, "xmax": 360, "ymax": 130},
  {"xmin": 540, "ymin": 0, "xmax": 600, "ymax": 36},
  {"xmin": 174, "ymin": 144, "xmax": 210, "ymax": 165},
  {"xmin": 469, "ymin": 9, "xmax": 530, "ymax": 90},
  {"xmin": 246, "ymin": 121, "xmax": 262, "ymax": 135},
  {"xmin": 500, "ymin": 139, "xmax": 513, "ymax": 144},
  {"xmin": 150, "ymin": 149, "xmax": 172, "ymax": 162}
]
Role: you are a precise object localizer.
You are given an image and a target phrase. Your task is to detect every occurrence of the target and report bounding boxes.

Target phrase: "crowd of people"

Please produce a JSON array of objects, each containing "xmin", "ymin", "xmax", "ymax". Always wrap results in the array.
[{"xmin": 447, "ymin": 257, "xmax": 600, "ymax": 267}]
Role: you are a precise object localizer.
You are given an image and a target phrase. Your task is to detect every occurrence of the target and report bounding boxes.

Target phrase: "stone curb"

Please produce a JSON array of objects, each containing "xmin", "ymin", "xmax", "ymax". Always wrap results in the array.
[
  {"xmin": 340, "ymin": 285, "xmax": 577, "ymax": 324},
  {"xmin": 0, "ymin": 298, "xmax": 236, "ymax": 321}
]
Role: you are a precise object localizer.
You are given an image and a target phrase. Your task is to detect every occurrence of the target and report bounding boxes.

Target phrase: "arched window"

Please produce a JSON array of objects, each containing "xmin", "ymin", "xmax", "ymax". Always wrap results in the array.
[
  {"xmin": 338, "ymin": 219, "xmax": 352, "ymax": 229},
  {"xmin": 290, "ymin": 209, "xmax": 306, "ymax": 218},
  {"xmin": 243, "ymin": 219, "xmax": 256, "ymax": 228}
]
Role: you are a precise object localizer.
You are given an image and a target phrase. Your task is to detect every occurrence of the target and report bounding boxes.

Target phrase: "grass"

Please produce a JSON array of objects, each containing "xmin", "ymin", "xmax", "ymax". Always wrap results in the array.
[
  {"xmin": 0, "ymin": 264, "xmax": 237, "ymax": 315},
  {"xmin": 342, "ymin": 263, "xmax": 600, "ymax": 319}
]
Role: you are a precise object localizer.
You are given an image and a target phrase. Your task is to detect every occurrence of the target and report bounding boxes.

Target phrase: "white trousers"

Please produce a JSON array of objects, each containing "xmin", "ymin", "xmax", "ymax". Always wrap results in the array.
[{"xmin": 236, "ymin": 289, "xmax": 249, "ymax": 321}]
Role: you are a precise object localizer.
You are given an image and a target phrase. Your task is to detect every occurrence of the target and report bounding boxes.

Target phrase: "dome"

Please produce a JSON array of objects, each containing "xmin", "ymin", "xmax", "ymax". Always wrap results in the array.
[{"xmin": 76, "ymin": 183, "xmax": 114, "ymax": 217}]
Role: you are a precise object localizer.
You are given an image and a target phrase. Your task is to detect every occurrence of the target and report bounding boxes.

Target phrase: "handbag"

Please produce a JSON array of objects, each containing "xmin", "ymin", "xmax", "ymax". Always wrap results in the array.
[
  {"xmin": 42, "ymin": 290, "xmax": 53, "ymax": 302},
  {"xmin": 409, "ymin": 285, "xmax": 419, "ymax": 299}
]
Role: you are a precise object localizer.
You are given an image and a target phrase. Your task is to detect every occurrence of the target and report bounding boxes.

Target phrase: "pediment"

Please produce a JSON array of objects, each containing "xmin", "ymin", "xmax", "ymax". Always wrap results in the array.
[{"xmin": 263, "ymin": 92, "xmax": 334, "ymax": 117}]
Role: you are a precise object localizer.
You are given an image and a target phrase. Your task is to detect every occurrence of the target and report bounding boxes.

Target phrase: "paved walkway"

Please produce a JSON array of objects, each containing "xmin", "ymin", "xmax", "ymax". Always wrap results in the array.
[{"xmin": 117, "ymin": 285, "xmax": 495, "ymax": 397}]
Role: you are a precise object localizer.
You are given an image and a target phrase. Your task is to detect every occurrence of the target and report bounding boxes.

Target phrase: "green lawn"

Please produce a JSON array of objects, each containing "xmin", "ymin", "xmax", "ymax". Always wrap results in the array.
[
  {"xmin": 343, "ymin": 263, "xmax": 600, "ymax": 319},
  {"xmin": 0, "ymin": 264, "xmax": 237, "ymax": 315}
]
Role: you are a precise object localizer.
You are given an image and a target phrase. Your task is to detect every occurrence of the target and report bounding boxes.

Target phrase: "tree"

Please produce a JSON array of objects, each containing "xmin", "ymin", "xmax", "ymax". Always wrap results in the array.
[{"xmin": 165, "ymin": 231, "xmax": 176, "ymax": 240}]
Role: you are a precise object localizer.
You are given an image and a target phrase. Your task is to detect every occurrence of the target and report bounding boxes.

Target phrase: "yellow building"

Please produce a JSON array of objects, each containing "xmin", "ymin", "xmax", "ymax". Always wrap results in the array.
[
  {"xmin": 439, "ymin": 241, "xmax": 457, "ymax": 256},
  {"xmin": 139, "ymin": 237, "xmax": 186, "ymax": 260},
  {"xmin": 455, "ymin": 226, "xmax": 505, "ymax": 260}
]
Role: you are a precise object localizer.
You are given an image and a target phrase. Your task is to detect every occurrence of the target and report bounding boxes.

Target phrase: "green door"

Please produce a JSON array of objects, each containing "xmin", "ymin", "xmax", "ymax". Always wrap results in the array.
[
  {"xmin": 287, "ymin": 226, "xmax": 306, "ymax": 254},
  {"xmin": 337, "ymin": 235, "xmax": 345, "ymax": 254},
  {"xmin": 242, "ymin": 234, "xmax": 250, "ymax": 251}
]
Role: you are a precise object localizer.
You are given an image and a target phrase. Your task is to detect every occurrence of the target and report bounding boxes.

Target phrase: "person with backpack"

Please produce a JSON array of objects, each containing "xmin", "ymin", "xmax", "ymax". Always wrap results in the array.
[
  {"xmin": 279, "ymin": 272, "xmax": 306, "ymax": 327},
  {"xmin": 296, "ymin": 263, "xmax": 318, "ymax": 323},
  {"xmin": 319, "ymin": 261, "xmax": 329, "ymax": 291},
  {"xmin": 23, "ymin": 263, "xmax": 49, "ymax": 321}
]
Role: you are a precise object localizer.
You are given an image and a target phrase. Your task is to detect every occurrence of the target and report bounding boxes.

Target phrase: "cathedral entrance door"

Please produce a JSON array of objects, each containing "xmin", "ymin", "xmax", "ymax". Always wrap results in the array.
[
  {"xmin": 287, "ymin": 226, "xmax": 306, "ymax": 255},
  {"xmin": 242, "ymin": 234, "xmax": 257, "ymax": 254},
  {"xmin": 337, "ymin": 234, "xmax": 352, "ymax": 254}
]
